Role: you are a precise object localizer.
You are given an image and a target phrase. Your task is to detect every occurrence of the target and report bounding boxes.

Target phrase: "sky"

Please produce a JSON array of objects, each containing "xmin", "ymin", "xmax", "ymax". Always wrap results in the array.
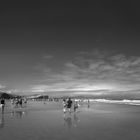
[{"xmin": 0, "ymin": 1, "xmax": 140, "ymax": 98}]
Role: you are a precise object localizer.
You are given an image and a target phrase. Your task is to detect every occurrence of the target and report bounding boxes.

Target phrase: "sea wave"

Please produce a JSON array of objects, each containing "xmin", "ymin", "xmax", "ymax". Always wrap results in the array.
[{"xmin": 90, "ymin": 99, "xmax": 140, "ymax": 106}]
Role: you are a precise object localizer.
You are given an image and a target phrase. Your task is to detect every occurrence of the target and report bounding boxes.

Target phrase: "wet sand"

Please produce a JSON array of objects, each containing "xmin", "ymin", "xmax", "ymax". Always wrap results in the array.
[{"xmin": 0, "ymin": 101, "xmax": 140, "ymax": 140}]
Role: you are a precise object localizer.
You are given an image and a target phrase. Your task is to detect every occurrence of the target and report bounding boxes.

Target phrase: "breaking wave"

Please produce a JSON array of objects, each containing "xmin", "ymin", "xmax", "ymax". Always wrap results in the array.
[{"xmin": 89, "ymin": 99, "xmax": 140, "ymax": 106}]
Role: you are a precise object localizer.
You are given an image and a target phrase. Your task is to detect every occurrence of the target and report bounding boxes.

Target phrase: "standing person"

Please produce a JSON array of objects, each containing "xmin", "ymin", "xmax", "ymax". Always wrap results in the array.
[
  {"xmin": 24, "ymin": 98, "xmax": 27, "ymax": 104},
  {"xmin": 23, "ymin": 98, "xmax": 27, "ymax": 107},
  {"xmin": 14, "ymin": 98, "xmax": 19, "ymax": 108},
  {"xmin": 0, "ymin": 98, "xmax": 5, "ymax": 113},
  {"xmin": 63, "ymin": 99, "xmax": 67, "ymax": 113},
  {"xmin": 87, "ymin": 99, "xmax": 90, "ymax": 108},
  {"xmin": 67, "ymin": 98, "xmax": 73, "ymax": 113},
  {"xmin": 74, "ymin": 101, "xmax": 79, "ymax": 112},
  {"xmin": 19, "ymin": 98, "xmax": 23, "ymax": 108}
]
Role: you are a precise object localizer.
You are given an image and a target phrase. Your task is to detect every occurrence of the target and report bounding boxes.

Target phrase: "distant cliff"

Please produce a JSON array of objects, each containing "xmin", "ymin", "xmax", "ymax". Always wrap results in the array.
[{"xmin": 0, "ymin": 92, "xmax": 17, "ymax": 99}]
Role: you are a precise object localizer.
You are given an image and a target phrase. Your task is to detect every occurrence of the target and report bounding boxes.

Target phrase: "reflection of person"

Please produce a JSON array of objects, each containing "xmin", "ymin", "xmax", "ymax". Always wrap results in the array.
[
  {"xmin": 11, "ymin": 110, "xmax": 26, "ymax": 119},
  {"xmin": 73, "ymin": 113, "xmax": 80, "ymax": 127},
  {"xmin": 0, "ymin": 98, "xmax": 5, "ymax": 113},
  {"xmin": 67, "ymin": 98, "xmax": 73, "ymax": 113},
  {"xmin": 16, "ymin": 111, "xmax": 23, "ymax": 119},
  {"xmin": 64, "ymin": 115, "xmax": 72, "ymax": 129},
  {"xmin": 0, "ymin": 114, "xmax": 4, "ymax": 129},
  {"xmin": 63, "ymin": 113, "xmax": 80, "ymax": 129}
]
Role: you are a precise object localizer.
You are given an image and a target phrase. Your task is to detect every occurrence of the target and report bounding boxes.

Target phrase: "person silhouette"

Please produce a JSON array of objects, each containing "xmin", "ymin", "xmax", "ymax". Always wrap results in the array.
[
  {"xmin": 74, "ymin": 101, "xmax": 79, "ymax": 112},
  {"xmin": 87, "ymin": 99, "xmax": 90, "ymax": 108},
  {"xmin": 62, "ymin": 99, "xmax": 67, "ymax": 113},
  {"xmin": 0, "ymin": 98, "xmax": 5, "ymax": 113},
  {"xmin": 67, "ymin": 98, "xmax": 73, "ymax": 113}
]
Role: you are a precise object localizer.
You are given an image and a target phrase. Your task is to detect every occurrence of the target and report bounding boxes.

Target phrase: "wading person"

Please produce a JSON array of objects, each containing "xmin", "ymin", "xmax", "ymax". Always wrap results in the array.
[
  {"xmin": 63, "ymin": 99, "xmax": 67, "ymax": 113},
  {"xmin": 19, "ymin": 98, "xmax": 23, "ymax": 108},
  {"xmin": 74, "ymin": 101, "xmax": 79, "ymax": 112},
  {"xmin": 0, "ymin": 98, "xmax": 5, "ymax": 113},
  {"xmin": 67, "ymin": 98, "xmax": 73, "ymax": 113}
]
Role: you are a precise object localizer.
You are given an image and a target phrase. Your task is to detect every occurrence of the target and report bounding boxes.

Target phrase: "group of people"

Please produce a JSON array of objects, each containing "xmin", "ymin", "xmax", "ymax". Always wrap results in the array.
[
  {"xmin": 0, "ymin": 97, "xmax": 28, "ymax": 114},
  {"xmin": 63, "ymin": 98, "xmax": 80, "ymax": 113},
  {"xmin": 11, "ymin": 98, "xmax": 27, "ymax": 108}
]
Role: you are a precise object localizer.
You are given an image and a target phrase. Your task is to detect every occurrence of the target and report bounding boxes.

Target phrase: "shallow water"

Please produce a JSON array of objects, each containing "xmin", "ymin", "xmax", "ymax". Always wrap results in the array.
[{"xmin": 0, "ymin": 101, "xmax": 140, "ymax": 140}]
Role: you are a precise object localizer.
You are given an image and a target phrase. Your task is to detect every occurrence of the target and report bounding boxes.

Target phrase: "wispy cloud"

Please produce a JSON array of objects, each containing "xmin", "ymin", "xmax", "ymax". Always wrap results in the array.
[
  {"xmin": 35, "ymin": 63, "xmax": 52, "ymax": 73},
  {"xmin": 42, "ymin": 54, "xmax": 54, "ymax": 59},
  {"xmin": 0, "ymin": 84, "xmax": 6, "ymax": 89},
  {"xmin": 34, "ymin": 54, "xmax": 54, "ymax": 73},
  {"xmin": 31, "ymin": 50, "xmax": 140, "ymax": 97}
]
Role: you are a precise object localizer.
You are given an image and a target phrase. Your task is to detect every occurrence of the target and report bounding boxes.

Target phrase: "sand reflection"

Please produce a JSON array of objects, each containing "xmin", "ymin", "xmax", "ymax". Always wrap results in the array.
[
  {"xmin": 0, "ymin": 114, "xmax": 4, "ymax": 129},
  {"xmin": 63, "ymin": 112, "xmax": 80, "ymax": 129},
  {"xmin": 11, "ymin": 110, "xmax": 27, "ymax": 119}
]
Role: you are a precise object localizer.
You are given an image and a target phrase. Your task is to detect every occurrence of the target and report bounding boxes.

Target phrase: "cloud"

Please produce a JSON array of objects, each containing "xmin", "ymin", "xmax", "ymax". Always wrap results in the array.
[
  {"xmin": 65, "ymin": 52, "xmax": 140, "ymax": 82},
  {"xmin": 34, "ymin": 54, "xmax": 54, "ymax": 73},
  {"xmin": 42, "ymin": 54, "xmax": 54, "ymax": 59},
  {"xmin": 31, "ymin": 50, "xmax": 140, "ymax": 97},
  {"xmin": 0, "ymin": 84, "xmax": 6, "ymax": 89}
]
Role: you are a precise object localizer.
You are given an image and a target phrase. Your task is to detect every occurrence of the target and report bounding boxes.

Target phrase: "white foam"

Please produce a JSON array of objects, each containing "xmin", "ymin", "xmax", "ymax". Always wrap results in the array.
[{"xmin": 89, "ymin": 99, "xmax": 140, "ymax": 106}]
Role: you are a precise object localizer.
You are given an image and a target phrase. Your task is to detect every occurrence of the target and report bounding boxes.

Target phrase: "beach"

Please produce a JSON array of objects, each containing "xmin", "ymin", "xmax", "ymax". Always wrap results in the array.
[{"xmin": 0, "ymin": 100, "xmax": 140, "ymax": 140}]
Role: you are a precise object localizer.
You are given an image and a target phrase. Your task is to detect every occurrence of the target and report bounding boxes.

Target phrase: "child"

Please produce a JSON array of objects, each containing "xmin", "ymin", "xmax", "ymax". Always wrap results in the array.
[{"xmin": 74, "ymin": 101, "xmax": 79, "ymax": 112}]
